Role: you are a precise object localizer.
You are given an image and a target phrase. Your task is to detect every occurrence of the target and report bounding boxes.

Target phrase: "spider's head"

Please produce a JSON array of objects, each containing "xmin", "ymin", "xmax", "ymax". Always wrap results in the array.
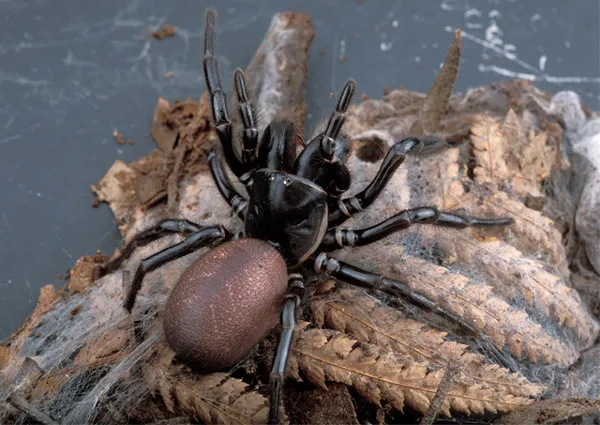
[{"xmin": 245, "ymin": 169, "xmax": 328, "ymax": 267}]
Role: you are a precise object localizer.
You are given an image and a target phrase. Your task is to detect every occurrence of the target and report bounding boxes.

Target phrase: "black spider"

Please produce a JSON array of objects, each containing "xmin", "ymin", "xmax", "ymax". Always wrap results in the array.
[{"xmin": 102, "ymin": 9, "xmax": 513, "ymax": 424}]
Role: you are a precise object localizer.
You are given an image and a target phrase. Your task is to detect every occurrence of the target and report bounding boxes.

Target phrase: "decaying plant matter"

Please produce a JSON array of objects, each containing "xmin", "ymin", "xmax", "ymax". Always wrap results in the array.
[{"xmin": 1, "ymin": 10, "xmax": 599, "ymax": 425}]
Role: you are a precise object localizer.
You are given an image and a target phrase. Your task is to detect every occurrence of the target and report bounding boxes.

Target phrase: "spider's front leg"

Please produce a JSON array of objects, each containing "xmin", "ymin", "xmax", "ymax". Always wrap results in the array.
[
  {"xmin": 204, "ymin": 10, "xmax": 258, "ymax": 177},
  {"xmin": 269, "ymin": 273, "xmax": 305, "ymax": 425},
  {"xmin": 327, "ymin": 136, "xmax": 450, "ymax": 227},
  {"xmin": 320, "ymin": 207, "xmax": 514, "ymax": 250}
]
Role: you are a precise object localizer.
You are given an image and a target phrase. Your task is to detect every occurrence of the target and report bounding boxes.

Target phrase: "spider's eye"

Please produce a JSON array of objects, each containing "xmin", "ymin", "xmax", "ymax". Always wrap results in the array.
[
  {"xmin": 269, "ymin": 175, "xmax": 276, "ymax": 182},
  {"xmin": 283, "ymin": 177, "xmax": 292, "ymax": 186}
]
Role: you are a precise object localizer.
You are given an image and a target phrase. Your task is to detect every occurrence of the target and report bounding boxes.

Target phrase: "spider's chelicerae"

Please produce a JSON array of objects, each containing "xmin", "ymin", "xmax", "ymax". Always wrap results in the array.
[{"xmin": 104, "ymin": 9, "xmax": 514, "ymax": 424}]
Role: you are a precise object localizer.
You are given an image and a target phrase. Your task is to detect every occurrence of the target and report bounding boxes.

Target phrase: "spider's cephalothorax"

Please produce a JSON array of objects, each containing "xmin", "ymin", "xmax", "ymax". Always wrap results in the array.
[
  {"xmin": 101, "ymin": 9, "xmax": 515, "ymax": 424},
  {"xmin": 245, "ymin": 170, "xmax": 328, "ymax": 267}
]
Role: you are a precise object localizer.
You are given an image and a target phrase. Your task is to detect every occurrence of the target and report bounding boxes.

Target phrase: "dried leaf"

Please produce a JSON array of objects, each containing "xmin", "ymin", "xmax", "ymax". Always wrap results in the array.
[
  {"xmin": 151, "ymin": 24, "xmax": 176, "ymax": 40},
  {"xmin": 68, "ymin": 253, "xmax": 109, "ymax": 293},
  {"xmin": 289, "ymin": 329, "xmax": 537, "ymax": 417},
  {"xmin": 0, "ymin": 345, "xmax": 9, "ymax": 370},
  {"xmin": 143, "ymin": 341, "xmax": 272, "ymax": 424},
  {"xmin": 434, "ymin": 231, "xmax": 595, "ymax": 337},
  {"xmin": 411, "ymin": 29, "xmax": 461, "ymax": 136},
  {"xmin": 471, "ymin": 114, "xmax": 513, "ymax": 183},
  {"xmin": 152, "ymin": 97, "xmax": 179, "ymax": 153},
  {"xmin": 471, "ymin": 113, "xmax": 553, "ymax": 199},
  {"xmin": 312, "ymin": 288, "xmax": 546, "ymax": 398},
  {"xmin": 37, "ymin": 285, "xmax": 60, "ymax": 314},
  {"xmin": 336, "ymin": 247, "xmax": 580, "ymax": 366},
  {"xmin": 90, "ymin": 160, "xmax": 139, "ymax": 224},
  {"xmin": 73, "ymin": 328, "xmax": 130, "ymax": 366},
  {"xmin": 475, "ymin": 191, "xmax": 567, "ymax": 272}
]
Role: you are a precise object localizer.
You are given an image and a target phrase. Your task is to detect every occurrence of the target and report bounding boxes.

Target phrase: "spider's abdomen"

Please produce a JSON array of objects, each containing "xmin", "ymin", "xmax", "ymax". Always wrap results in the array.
[{"xmin": 163, "ymin": 238, "xmax": 288, "ymax": 370}]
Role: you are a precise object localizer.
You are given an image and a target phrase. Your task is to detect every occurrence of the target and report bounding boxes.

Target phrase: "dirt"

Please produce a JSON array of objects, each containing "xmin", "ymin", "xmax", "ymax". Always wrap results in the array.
[{"xmin": 285, "ymin": 383, "xmax": 358, "ymax": 424}]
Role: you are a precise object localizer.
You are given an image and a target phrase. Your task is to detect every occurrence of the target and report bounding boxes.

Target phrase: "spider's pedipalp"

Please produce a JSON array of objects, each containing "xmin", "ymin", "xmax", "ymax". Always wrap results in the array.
[{"xmin": 320, "ymin": 79, "xmax": 356, "ymax": 160}]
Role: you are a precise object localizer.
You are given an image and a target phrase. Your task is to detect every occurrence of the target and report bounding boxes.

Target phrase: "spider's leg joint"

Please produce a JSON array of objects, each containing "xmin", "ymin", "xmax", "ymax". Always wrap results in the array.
[
  {"xmin": 284, "ymin": 273, "xmax": 305, "ymax": 306},
  {"xmin": 232, "ymin": 196, "xmax": 248, "ymax": 215},
  {"xmin": 337, "ymin": 197, "xmax": 363, "ymax": 218},
  {"xmin": 335, "ymin": 227, "xmax": 357, "ymax": 248},
  {"xmin": 314, "ymin": 253, "xmax": 340, "ymax": 274},
  {"xmin": 239, "ymin": 170, "xmax": 254, "ymax": 187}
]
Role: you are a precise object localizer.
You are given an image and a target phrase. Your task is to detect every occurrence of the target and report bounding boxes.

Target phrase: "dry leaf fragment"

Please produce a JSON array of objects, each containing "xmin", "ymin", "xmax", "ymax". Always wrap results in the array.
[
  {"xmin": 471, "ymin": 114, "xmax": 512, "ymax": 183},
  {"xmin": 91, "ymin": 160, "xmax": 139, "ymax": 224},
  {"xmin": 411, "ymin": 29, "xmax": 461, "ymax": 136},
  {"xmin": 312, "ymin": 288, "xmax": 546, "ymax": 399},
  {"xmin": 68, "ymin": 252, "xmax": 109, "ymax": 293},
  {"xmin": 113, "ymin": 130, "xmax": 125, "ymax": 145},
  {"xmin": 289, "ymin": 329, "xmax": 537, "ymax": 417},
  {"xmin": 471, "ymin": 113, "xmax": 553, "ymax": 199},
  {"xmin": 151, "ymin": 97, "xmax": 179, "ymax": 153},
  {"xmin": 143, "ymin": 341, "xmax": 272, "ymax": 424},
  {"xmin": 336, "ymin": 247, "xmax": 579, "ymax": 366},
  {"xmin": 433, "ymin": 231, "xmax": 596, "ymax": 341}
]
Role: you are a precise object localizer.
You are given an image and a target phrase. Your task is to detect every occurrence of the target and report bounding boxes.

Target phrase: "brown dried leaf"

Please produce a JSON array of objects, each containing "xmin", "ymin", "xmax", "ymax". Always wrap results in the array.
[
  {"xmin": 68, "ymin": 253, "xmax": 109, "ymax": 293},
  {"xmin": 143, "ymin": 341, "xmax": 272, "ymax": 424},
  {"xmin": 152, "ymin": 97, "xmax": 179, "ymax": 153},
  {"xmin": 434, "ymin": 231, "xmax": 594, "ymax": 337},
  {"xmin": 337, "ymin": 247, "xmax": 579, "ymax": 366},
  {"xmin": 471, "ymin": 113, "xmax": 553, "ymax": 199},
  {"xmin": 0, "ymin": 345, "xmax": 9, "ymax": 370},
  {"xmin": 37, "ymin": 285, "xmax": 60, "ymax": 314},
  {"xmin": 471, "ymin": 114, "xmax": 513, "ymax": 183},
  {"xmin": 73, "ymin": 328, "xmax": 130, "ymax": 366},
  {"xmin": 151, "ymin": 24, "xmax": 176, "ymax": 40},
  {"xmin": 475, "ymin": 191, "xmax": 567, "ymax": 272},
  {"xmin": 91, "ymin": 160, "xmax": 139, "ymax": 224},
  {"xmin": 289, "ymin": 328, "xmax": 537, "ymax": 417},
  {"xmin": 312, "ymin": 288, "xmax": 545, "ymax": 398},
  {"xmin": 411, "ymin": 30, "xmax": 461, "ymax": 136}
]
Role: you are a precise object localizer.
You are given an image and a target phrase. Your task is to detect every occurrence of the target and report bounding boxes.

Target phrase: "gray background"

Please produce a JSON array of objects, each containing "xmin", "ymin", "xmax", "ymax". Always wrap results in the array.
[{"xmin": 1, "ymin": 0, "xmax": 599, "ymax": 340}]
